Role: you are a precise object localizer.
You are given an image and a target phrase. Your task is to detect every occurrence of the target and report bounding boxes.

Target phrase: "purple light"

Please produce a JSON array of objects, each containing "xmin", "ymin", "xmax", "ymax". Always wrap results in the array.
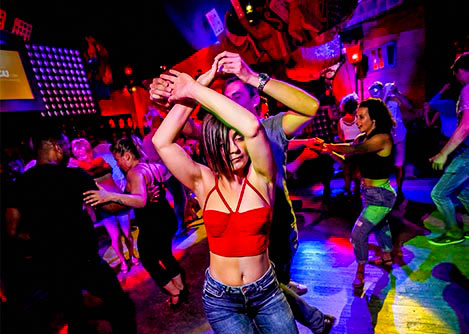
[
  {"xmin": 60, "ymin": 90, "xmax": 65, "ymax": 95},
  {"xmin": 48, "ymin": 54, "xmax": 53, "ymax": 60},
  {"xmin": 44, "ymin": 83, "xmax": 50, "ymax": 88},
  {"xmin": 58, "ymin": 83, "xmax": 63, "ymax": 88},
  {"xmin": 91, "ymin": 102, "xmax": 95, "ymax": 107},
  {"xmin": 79, "ymin": 84, "xmax": 84, "ymax": 89},
  {"xmin": 64, "ymin": 49, "xmax": 69, "ymax": 54},
  {"xmin": 62, "ymin": 97, "xmax": 66, "ymax": 102},
  {"xmin": 81, "ymin": 71, "xmax": 86, "ymax": 76},
  {"xmin": 55, "ymin": 75, "xmax": 60, "ymax": 81},
  {"xmin": 32, "ymin": 68, "xmax": 38, "ymax": 73},
  {"xmin": 65, "ymin": 69, "xmax": 70, "ymax": 75},
  {"xmin": 54, "ymin": 111, "xmax": 58, "ymax": 116},
  {"xmin": 41, "ymin": 112, "xmax": 45, "ymax": 117},
  {"xmin": 34, "ymin": 52, "xmax": 40, "ymax": 58},
  {"xmin": 56, "ymin": 61, "xmax": 61, "ymax": 67},
  {"xmin": 45, "ymin": 46, "xmax": 50, "ymax": 52},
  {"xmin": 54, "ymin": 54, "xmax": 60, "ymax": 60},
  {"xmin": 45, "ymin": 105, "xmax": 50, "ymax": 110},
  {"xmin": 75, "ymin": 50, "xmax": 80, "ymax": 56},
  {"xmin": 87, "ymin": 90, "xmax": 92, "ymax": 95},
  {"xmin": 39, "ymin": 68, "xmax": 44, "ymax": 73},
  {"xmin": 55, "ymin": 97, "xmax": 60, "ymax": 102},
  {"xmin": 41, "ymin": 53, "xmax": 47, "ymax": 58},
  {"xmin": 35, "ymin": 75, "xmax": 41, "ymax": 80},
  {"xmin": 85, "ymin": 102, "xmax": 90, "ymax": 107},
  {"xmin": 59, "ymin": 69, "xmax": 64, "ymax": 74},
  {"xmin": 73, "ymin": 96, "xmax": 77, "ymax": 101},
  {"xmin": 60, "ymin": 111, "xmax": 64, "ymax": 116},
  {"xmin": 37, "ymin": 60, "xmax": 43, "ymax": 66},
  {"xmin": 73, "ymin": 63, "xmax": 79, "ymax": 69},
  {"xmin": 72, "ymin": 57, "xmax": 77, "ymax": 62},
  {"xmin": 66, "ymin": 110, "xmax": 70, "ymax": 115},
  {"xmin": 44, "ymin": 61, "xmax": 49, "ymax": 66},
  {"xmin": 32, "ymin": 45, "xmax": 38, "ymax": 51},
  {"xmin": 51, "ymin": 104, "xmax": 56, "ymax": 109},
  {"xmin": 61, "ymin": 76, "xmax": 66, "ymax": 81},
  {"xmin": 26, "ymin": 44, "xmax": 31, "ymax": 49},
  {"xmin": 39, "ymin": 46, "xmax": 44, "ymax": 51},
  {"xmin": 52, "ymin": 68, "xmax": 57, "ymax": 73},
  {"xmin": 58, "ymin": 104, "xmax": 63, "ymax": 109},
  {"xmin": 79, "ymin": 64, "xmax": 84, "ymax": 69},
  {"xmin": 49, "ymin": 97, "xmax": 54, "ymax": 102},
  {"xmin": 30, "ymin": 60, "xmax": 36, "ymax": 65},
  {"xmin": 46, "ymin": 68, "xmax": 51, "ymax": 73},
  {"xmin": 66, "ymin": 56, "xmax": 71, "ymax": 61},
  {"xmin": 48, "ymin": 75, "xmax": 53, "ymax": 80},
  {"xmin": 52, "ymin": 47, "xmax": 57, "ymax": 53},
  {"xmin": 42, "ymin": 97, "xmax": 48, "ymax": 102},
  {"xmin": 40, "ymin": 89, "xmax": 45, "ymax": 95},
  {"xmin": 68, "ymin": 97, "xmax": 72, "ymax": 101},
  {"xmin": 28, "ymin": 52, "xmax": 33, "ymax": 57},
  {"xmin": 60, "ymin": 55, "xmax": 65, "ymax": 61},
  {"xmin": 58, "ymin": 48, "xmax": 63, "ymax": 53},
  {"xmin": 70, "ymin": 70, "xmax": 75, "ymax": 75},
  {"xmin": 47, "ymin": 90, "xmax": 52, "ymax": 95},
  {"xmin": 74, "ymin": 83, "xmax": 79, "ymax": 88}
]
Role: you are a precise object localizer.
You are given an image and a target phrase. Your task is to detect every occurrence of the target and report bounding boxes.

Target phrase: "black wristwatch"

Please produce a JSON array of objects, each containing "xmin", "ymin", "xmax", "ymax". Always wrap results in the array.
[{"xmin": 257, "ymin": 73, "xmax": 271, "ymax": 93}]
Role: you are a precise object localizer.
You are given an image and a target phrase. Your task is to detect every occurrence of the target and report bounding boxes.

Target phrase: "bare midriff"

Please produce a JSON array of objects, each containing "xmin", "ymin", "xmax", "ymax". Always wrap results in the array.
[{"xmin": 209, "ymin": 251, "xmax": 271, "ymax": 286}]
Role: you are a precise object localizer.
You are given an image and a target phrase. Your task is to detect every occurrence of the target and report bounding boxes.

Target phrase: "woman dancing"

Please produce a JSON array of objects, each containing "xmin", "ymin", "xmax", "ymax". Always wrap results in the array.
[
  {"xmin": 324, "ymin": 98, "xmax": 396, "ymax": 289},
  {"xmin": 152, "ymin": 68, "xmax": 298, "ymax": 333},
  {"xmin": 83, "ymin": 136, "xmax": 186, "ymax": 308},
  {"xmin": 69, "ymin": 138, "xmax": 138, "ymax": 273}
]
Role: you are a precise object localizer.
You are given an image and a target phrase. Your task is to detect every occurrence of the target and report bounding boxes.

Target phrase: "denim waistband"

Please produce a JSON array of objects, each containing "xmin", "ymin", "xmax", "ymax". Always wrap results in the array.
[{"xmin": 205, "ymin": 265, "xmax": 276, "ymax": 295}]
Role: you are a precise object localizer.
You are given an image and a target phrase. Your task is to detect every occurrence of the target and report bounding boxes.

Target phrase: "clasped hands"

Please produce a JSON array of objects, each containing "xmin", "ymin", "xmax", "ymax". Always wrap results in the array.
[{"xmin": 149, "ymin": 51, "xmax": 256, "ymax": 106}]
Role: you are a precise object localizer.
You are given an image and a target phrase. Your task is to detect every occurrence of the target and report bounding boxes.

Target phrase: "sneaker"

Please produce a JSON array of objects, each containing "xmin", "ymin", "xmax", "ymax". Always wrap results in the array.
[
  {"xmin": 317, "ymin": 314, "xmax": 336, "ymax": 334},
  {"xmin": 287, "ymin": 281, "xmax": 308, "ymax": 296},
  {"xmin": 428, "ymin": 233, "xmax": 464, "ymax": 246}
]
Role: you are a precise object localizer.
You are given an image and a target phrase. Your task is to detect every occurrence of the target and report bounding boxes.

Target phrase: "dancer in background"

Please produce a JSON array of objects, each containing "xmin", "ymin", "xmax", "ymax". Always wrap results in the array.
[
  {"xmin": 428, "ymin": 53, "xmax": 469, "ymax": 245},
  {"xmin": 69, "ymin": 138, "xmax": 138, "ymax": 273},
  {"xmin": 83, "ymin": 136, "xmax": 186, "ymax": 309},
  {"xmin": 153, "ymin": 68, "xmax": 298, "ymax": 333},
  {"xmin": 323, "ymin": 98, "xmax": 396, "ymax": 289},
  {"xmin": 337, "ymin": 93, "xmax": 362, "ymax": 197}
]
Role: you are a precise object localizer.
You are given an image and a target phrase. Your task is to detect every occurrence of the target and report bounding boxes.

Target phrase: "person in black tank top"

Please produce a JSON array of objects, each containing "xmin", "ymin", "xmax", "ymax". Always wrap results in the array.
[
  {"xmin": 84, "ymin": 136, "xmax": 187, "ymax": 310},
  {"xmin": 323, "ymin": 98, "xmax": 397, "ymax": 291}
]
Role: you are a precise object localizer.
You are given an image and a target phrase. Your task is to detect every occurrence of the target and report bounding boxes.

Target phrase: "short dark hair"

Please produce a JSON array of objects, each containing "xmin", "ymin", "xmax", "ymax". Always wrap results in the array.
[
  {"xmin": 202, "ymin": 113, "xmax": 236, "ymax": 180},
  {"xmin": 359, "ymin": 98, "xmax": 396, "ymax": 134},
  {"xmin": 451, "ymin": 52, "xmax": 469, "ymax": 72},
  {"xmin": 340, "ymin": 93, "xmax": 358, "ymax": 115},
  {"xmin": 224, "ymin": 75, "xmax": 258, "ymax": 98},
  {"xmin": 32, "ymin": 126, "xmax": 68, "ymax": 154}
]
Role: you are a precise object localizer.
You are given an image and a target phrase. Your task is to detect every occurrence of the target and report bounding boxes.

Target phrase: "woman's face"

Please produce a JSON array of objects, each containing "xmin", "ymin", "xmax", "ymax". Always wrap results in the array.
[
  {"xmin": 356, "ymin": 107, "xmax": 375, "ymax": 135},
  {"xmin": 113, "ymin": 152, "xmax": 133, "ymax": 174},
  {"xmin": 73, "ymin": 146, "xmax": 92, "ymax": 162},
  {"xmin": 227, "ymin": 129, "xmax": 249, "ymax": 172}
]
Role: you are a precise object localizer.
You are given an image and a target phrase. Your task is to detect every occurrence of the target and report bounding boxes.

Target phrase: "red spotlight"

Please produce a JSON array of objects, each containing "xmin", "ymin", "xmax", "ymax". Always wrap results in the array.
[
  {"xmin": 131, "ymin": 86, "xmax": 137, "ymax": 92},
  {"xmin": 344, "ymin": 43, "xmax": 363, "ymax": 64},
  {"xmin": 124, "ymin": 66, "xmax": 133, "ymax": 76}
]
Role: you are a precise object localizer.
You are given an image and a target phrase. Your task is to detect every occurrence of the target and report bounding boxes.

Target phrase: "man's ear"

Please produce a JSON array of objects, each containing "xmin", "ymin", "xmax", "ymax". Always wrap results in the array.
[{"xmin": 252, "ymin": 94, "xmax": 261, "ymax": 112}]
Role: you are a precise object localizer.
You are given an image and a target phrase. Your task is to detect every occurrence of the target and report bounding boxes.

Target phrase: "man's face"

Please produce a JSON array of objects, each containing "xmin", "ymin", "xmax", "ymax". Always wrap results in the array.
[
  {"xmin": 57, "ymin": 135, "xmax": 71, "ymax": 165},
  {"xmin": 224, "ymin": 80, "xmax": 259, "ymax": 116},
  {"xmin": 454, "ymin": 68, "xmax": 469, "ymax": 85}
]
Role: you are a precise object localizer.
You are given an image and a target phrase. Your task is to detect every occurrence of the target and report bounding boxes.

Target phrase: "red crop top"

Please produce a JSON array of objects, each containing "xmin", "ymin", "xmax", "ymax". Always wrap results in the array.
[{"xmin": 203, "ymin": 177, "xmax": 272, "ymax": 257}]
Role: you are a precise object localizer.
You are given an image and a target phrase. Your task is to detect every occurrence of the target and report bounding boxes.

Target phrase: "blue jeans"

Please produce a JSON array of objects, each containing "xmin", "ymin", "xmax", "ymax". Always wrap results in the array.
[
  {"xmin": 431, "ymin": 148, "xmax": 469, "ymax": 232},
  {"xmin": 202, "ymin": 266, "xmax": 298, "ymax": 334},
  {"xmin": 351, "ymin": 182, "xmax": 396, "ymax": 264},
  {"xmin": 281, "ymin": 283, "xmax": 326, "ymax": 332}
]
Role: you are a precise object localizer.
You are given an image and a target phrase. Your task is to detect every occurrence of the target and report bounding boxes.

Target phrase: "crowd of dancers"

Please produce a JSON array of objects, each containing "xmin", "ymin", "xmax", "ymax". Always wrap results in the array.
[{"xmin": 4, "ymin": 51, "xmax": 469, "ymax": 333}]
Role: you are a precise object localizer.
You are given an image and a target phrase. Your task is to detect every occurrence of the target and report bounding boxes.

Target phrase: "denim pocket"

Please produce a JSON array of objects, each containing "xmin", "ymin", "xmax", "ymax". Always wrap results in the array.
[{"xmin": 203, "ymin": 280, "xmax": 224, "ymax": 298}]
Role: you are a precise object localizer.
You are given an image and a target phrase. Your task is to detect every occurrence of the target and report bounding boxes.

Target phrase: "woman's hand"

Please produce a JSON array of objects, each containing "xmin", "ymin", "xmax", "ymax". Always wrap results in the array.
[
  {"xmin": 161, "ymin": 70, "xmax": 198, "ymax": 104},
  {"xmin": 215, "ymin": 51, "xmax": 257, "ymax": 86},
  {"xmin": 147, "ymin": 184, "xmax": 161, "ymax": 203},
  {"xmin": 83, "ymin": 184, "xmax": 113, "ymax": 207},
  {"xmin": 149, "ymin": 77, "xmax": 172, "ymax": 108}
]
